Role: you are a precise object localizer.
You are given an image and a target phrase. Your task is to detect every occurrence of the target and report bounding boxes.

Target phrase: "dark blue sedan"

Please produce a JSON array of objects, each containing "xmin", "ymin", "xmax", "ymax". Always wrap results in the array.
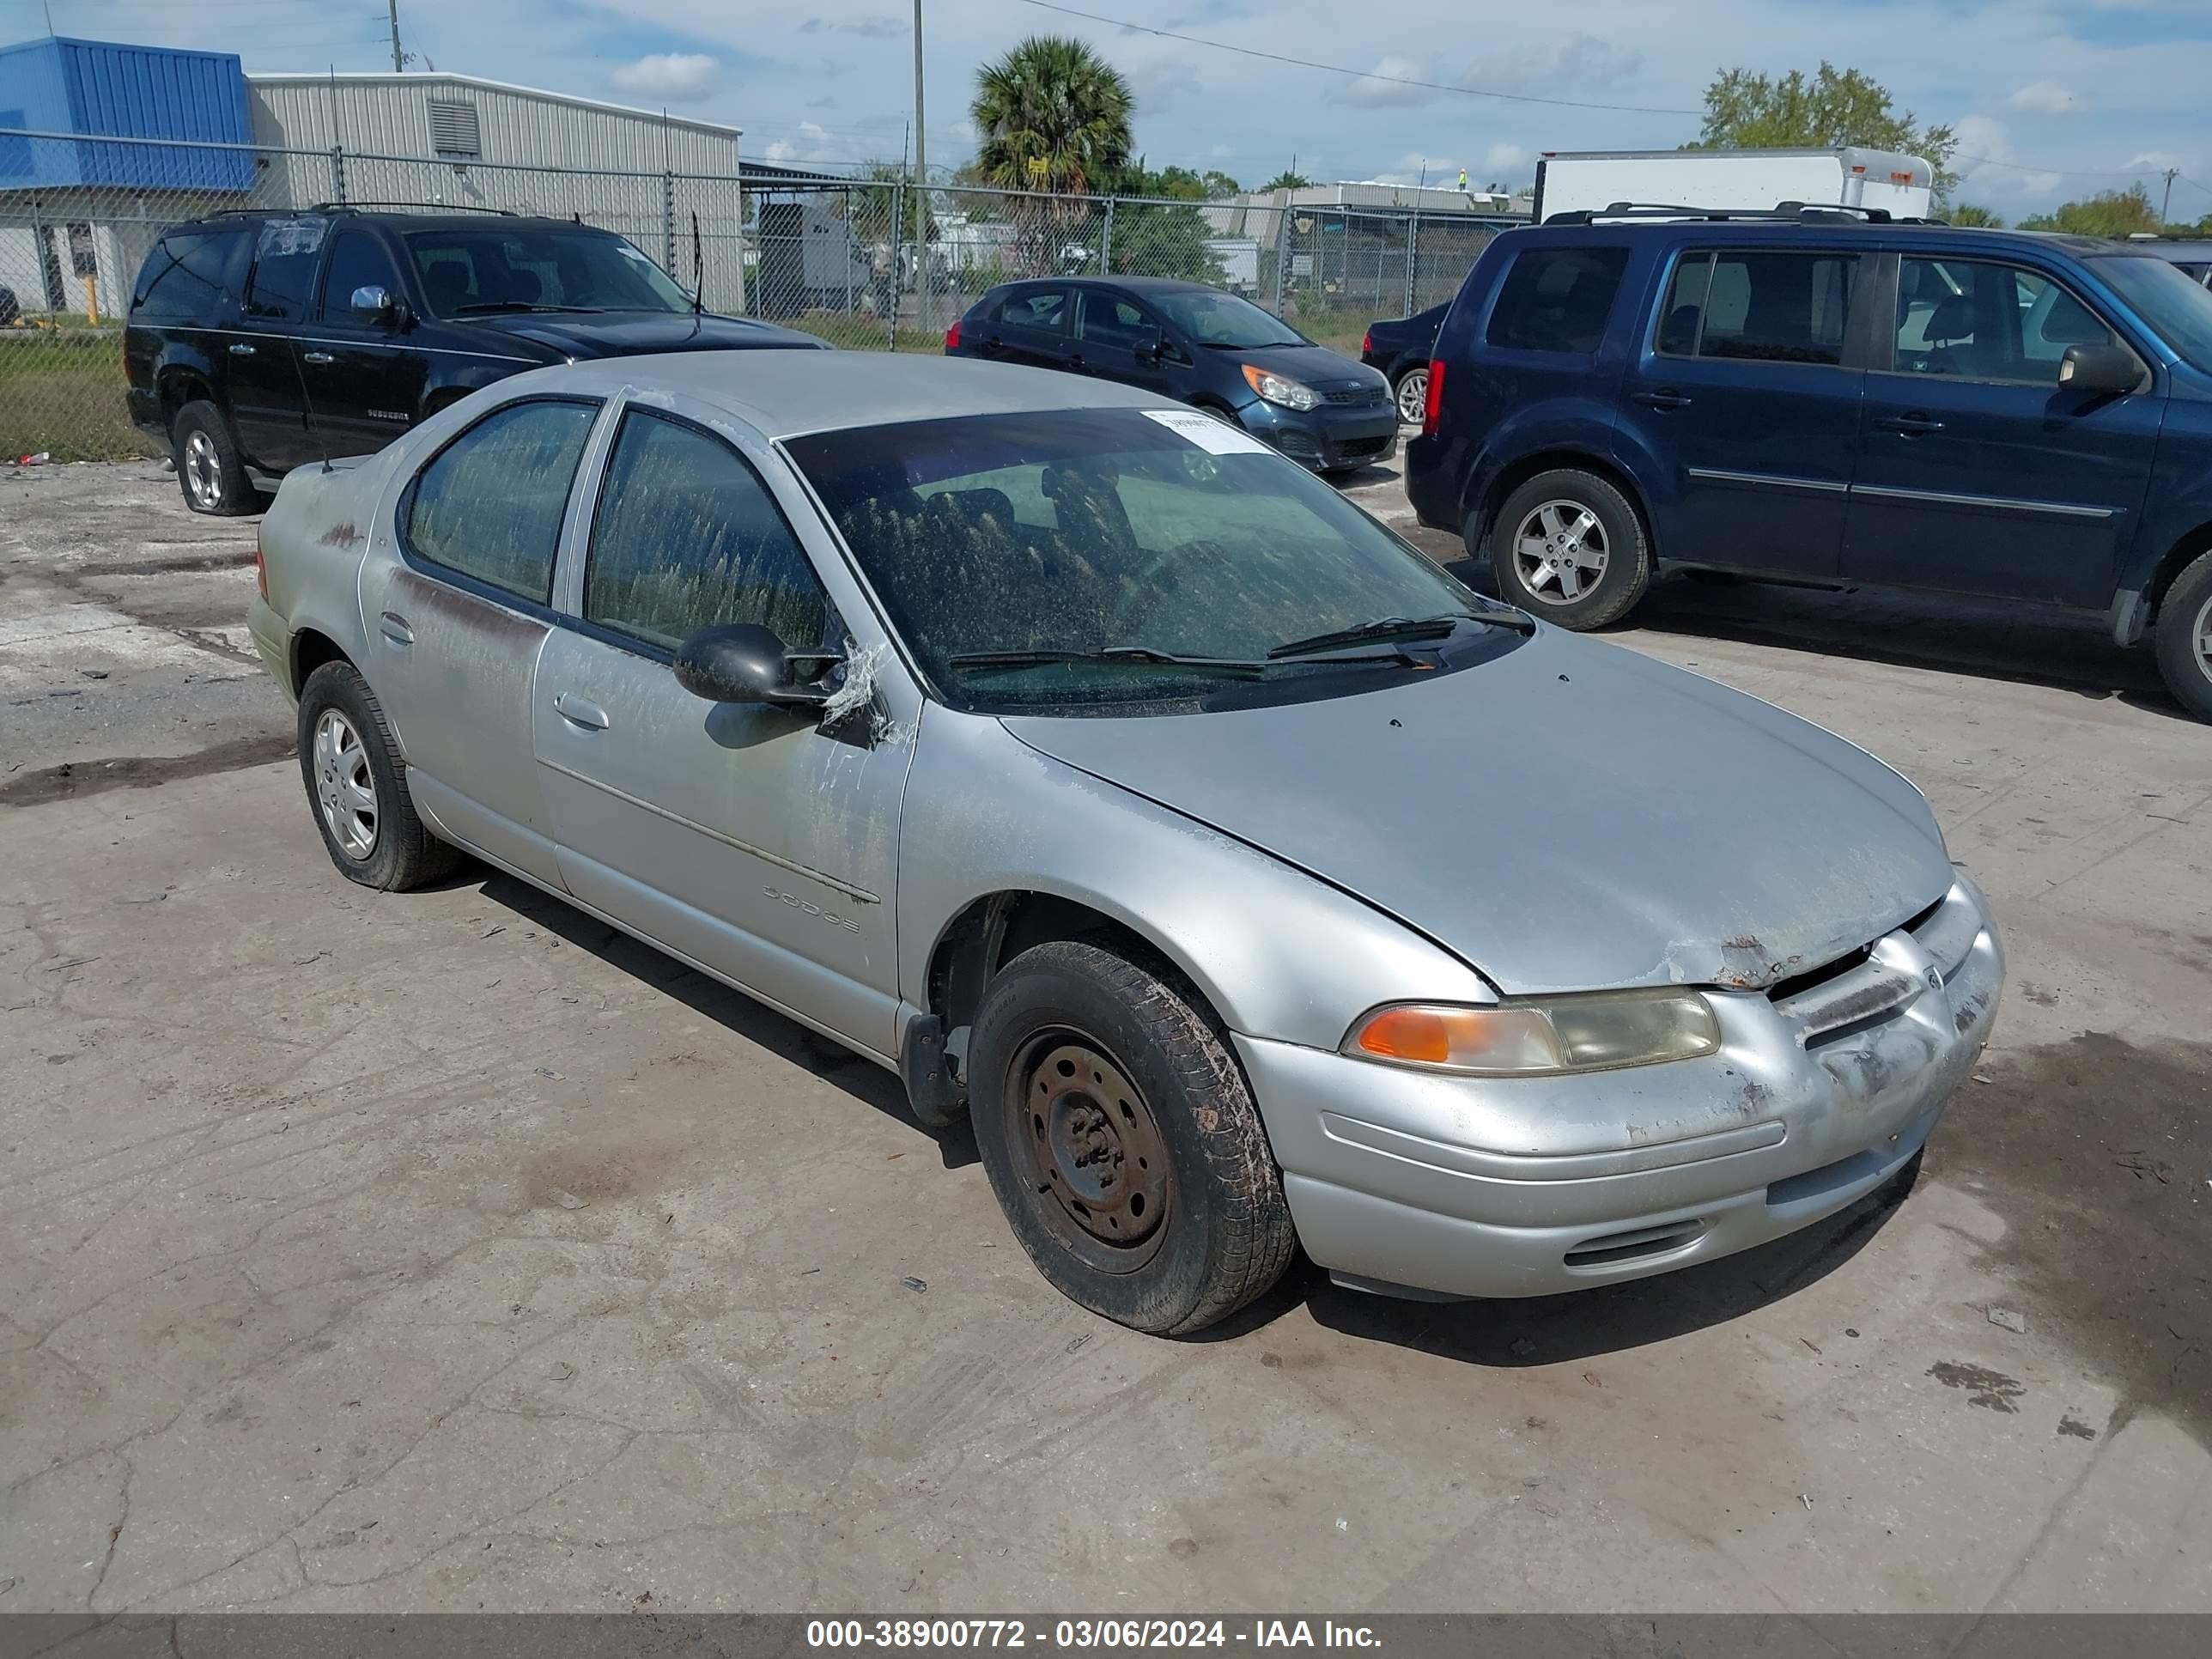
[{"xmin": 945, "ymin": 277, "xmax": 1396, "ymax": 474}]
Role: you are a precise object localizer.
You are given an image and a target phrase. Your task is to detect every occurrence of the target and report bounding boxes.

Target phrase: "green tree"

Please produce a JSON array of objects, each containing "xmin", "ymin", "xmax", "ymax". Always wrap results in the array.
[
  {"xmin": 1691, "ymin": 62, "xmax": 1956, "ymax": 193},
  {"xmin": 1111, "ymin": 162, "xmax": 1227, "ymax": 283},
  {"xmin": 1201, "ymin": 169, "xmax": 1242, "ymax": 198},
  {"xmin": 1261, "ymin": 169, "xmax": 1313, "ymax": 192},
  {"xmin": 970, "ymin": 35, "xmax": 1133, "ymax": 195},
  {"xmin": 836, "ymin": 160, "xmax": 937, "ymax": 244},
  {"xmin": 2020, "ymin": 185, "xmax": 2161, "ymax": 237},
  {"xmin": 1946, "ymin": 203, "xmax": 2004, "ymax": 228}
]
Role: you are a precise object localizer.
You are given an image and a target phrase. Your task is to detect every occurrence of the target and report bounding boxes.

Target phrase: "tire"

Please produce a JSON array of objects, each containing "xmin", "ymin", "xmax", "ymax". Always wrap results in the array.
[
  {"xmin": 1393, "ymin": 365, "xmax": 1429, "ymax": 427},
  {"xmin": 2152, "ymin": 549, "xmax": 2212, "ymax": 723},
  {"xmin": 171, "ymin": 399, "xmax": 261, "ymax": 517},
  {"xmin": 296, "ymin": 660, "xmax": 462, "ymax": 890},
  {"xmin": 967, "ymin": 940, "xmax": 1297, "ymax": 1335},
  {"xmin": 1486, "ymin": 467, "xmax": 1650, "ymax": 629}
]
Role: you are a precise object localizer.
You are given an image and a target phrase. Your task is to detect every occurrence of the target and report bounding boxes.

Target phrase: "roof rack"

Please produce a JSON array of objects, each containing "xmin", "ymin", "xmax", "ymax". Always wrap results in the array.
[
  {"xmin": 1542, "ymin": 200, "xmax": 1948, "ymax": 227},
  {"xmin": 307, "ymin": 202, "xmax": 520, "ymax": 216}
]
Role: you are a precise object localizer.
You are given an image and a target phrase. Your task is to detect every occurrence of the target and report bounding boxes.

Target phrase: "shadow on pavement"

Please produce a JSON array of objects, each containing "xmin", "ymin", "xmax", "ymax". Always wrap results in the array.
[{"xmin": 462, "ymin": 867, "xmax": 981, "ymax": 1170}]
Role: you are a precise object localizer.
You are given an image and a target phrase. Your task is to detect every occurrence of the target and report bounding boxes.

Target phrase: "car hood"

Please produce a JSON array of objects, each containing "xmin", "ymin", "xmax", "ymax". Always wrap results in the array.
[
  {"xmin": 1231, "ymin": 342, "xmax": 1385, "ymax": 393},
  {"xmin": 464, "ymin": 310, "xmax": 827, "ymax": 358},
  {"xmin": 1000, "ymin": 629, "xmax": 1954, "ymax": 996}
]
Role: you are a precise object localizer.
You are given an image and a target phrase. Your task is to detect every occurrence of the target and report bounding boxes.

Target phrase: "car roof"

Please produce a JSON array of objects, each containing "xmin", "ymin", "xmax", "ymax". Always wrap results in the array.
[
  {"xmin": 1517, "ymin": 218, "xmax": 2130, "ymax": 258},
  {"xmin": 1003, "ymin": 275, "xmax": 1211, "ymax": 295},
  {"xmin": 506, "ymin": 349, "xmax": 1170, "ymax": 440},
  {"xmin": 175, "ymin": 210, "xmax": 614, "ymax": 235}
]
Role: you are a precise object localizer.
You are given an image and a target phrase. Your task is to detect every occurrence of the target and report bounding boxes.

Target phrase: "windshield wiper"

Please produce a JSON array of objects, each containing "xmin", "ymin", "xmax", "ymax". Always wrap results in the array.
[
  {"xmin": 450, "ymin": 301, "xmax": 599, "ymax": 314},
  {"xmin": 945, "ymin": 645, "xmax": 1269, "ymax": 679},
  {"xmin": 1267, "ymin": 611, "xmax": 1528, "ymax": 660}
]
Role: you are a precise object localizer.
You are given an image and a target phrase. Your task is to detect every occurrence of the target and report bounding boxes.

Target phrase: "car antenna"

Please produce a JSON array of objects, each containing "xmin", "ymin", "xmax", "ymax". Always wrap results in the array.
[
  {"xmin": 283, "ymin": 334, "xmax": 335, "ymax": 474},
  {"xmin": 691, "ymin": 211, "xmax": 705, "ymax": 318}
]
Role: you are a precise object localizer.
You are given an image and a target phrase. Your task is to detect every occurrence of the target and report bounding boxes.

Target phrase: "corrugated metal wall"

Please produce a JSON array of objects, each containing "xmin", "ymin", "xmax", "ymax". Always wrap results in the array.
[{"xmin": 248, "ymin": 75, "xmax": 737, "ymax": 176}]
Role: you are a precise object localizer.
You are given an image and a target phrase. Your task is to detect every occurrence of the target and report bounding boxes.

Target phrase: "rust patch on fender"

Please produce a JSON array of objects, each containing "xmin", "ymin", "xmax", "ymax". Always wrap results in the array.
[{"xmin": 317, "ymin": 520, "xmax": 367, "ymax": 549}]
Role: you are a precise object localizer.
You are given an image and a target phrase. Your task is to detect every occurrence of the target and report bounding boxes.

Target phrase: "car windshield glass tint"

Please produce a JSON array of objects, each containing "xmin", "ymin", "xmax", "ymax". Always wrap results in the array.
[
  {"xmin": 1147, "ymin": 289, "xmax": 1305, "ymax": 349},
  {"xmin": 787, "ymin": 408, "xmax": 1507, "ymax": 715},
  {"xmin": 404, "ymin": 229, "xmax": 690, "ymax": 317},
  {"xmin": 2091, "ymin": 253, "xmax": 2212, "ymax": 373}
]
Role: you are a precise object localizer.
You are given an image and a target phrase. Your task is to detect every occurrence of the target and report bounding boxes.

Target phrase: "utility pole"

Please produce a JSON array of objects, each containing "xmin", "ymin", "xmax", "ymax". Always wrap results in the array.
[
  {"xmin": 912, "ymin": 0, "xmax": 927, "ymax": 334},
  {"xmin": 387, "ymin": 1, "xmax": 405, "ymax": 74},
  {"xmin": 2161, "ymin": 167, "xmax": 2179, "ymax": 227}
]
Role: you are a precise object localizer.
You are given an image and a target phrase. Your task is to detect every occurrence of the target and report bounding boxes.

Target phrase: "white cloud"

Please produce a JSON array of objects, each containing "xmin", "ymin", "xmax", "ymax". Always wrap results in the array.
[
  {"xmin": 1484, "ymin": 142, "xmax": 1529, "ymax": 178},
  {"xmin": 1340, "ymin": 58, "xmax": 1434, "ymax": 110},
  {"xmin": 607, "ymin": 52, "xmax": 720, "ymax": 103},
  {"xmin": 2007, "ymin": 82, "xmax": 2079, "ymax": 114}
]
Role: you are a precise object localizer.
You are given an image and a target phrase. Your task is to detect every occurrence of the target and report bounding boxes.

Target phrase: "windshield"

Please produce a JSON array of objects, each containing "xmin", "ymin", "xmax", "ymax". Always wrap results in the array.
[
  {"xmin": 1149, "ymin": 289, "xmax": 1307, "ymax": 349},
  {"xmin": 787, "ymin": 408, "xmax": 1516, "ymax": 715},
  {"xmin": 404, "ymin": 228, "xmax": 691, "ymax": 318},
  {"xmin": 2092, "ymin": 253, "xmax": 2212, "ymax": 373}
]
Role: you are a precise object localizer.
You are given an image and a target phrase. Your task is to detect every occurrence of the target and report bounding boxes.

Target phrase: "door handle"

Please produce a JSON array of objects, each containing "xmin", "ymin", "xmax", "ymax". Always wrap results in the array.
[
  {"xmin": 1066, "ymin": 353, "xmax": 1086, "ymax": 369},
  {"xmin": 228, "ymin": 342, "xmax": 256, "ymax": 356},
  {"xmin": 301, "ymin": 350, "xmax": 334, "ymax": 365},
  {"xmin": 981, "ymin": 336, "xmax": 1004, "ymax": 353},
  {"xmin": 1632, "ymin": 388, "xmax": 1692, "ymax": 410},
  {"xmin": 378, "ymin": 611, "xmax": 414, "ymax": 647},
  {"xmin": 552, "ymin": 692, "xmax": 610, "ymax": 732},
  {"xmin": 1877, "ymin": 413, "xmax": 1946, "ymax": 435}
]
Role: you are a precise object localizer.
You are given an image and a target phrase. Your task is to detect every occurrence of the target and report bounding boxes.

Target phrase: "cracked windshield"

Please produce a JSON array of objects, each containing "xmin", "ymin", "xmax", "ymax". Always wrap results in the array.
[{"xmin": 787, "ymin": 406, "xmax": 1514, "ymax": 713}]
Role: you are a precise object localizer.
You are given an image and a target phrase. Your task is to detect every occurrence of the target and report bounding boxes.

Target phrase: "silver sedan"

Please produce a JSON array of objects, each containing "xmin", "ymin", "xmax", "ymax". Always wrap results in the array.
[{"xmin": 248, "ymin": 351, "xmax": 2003, "ymax": 1334}]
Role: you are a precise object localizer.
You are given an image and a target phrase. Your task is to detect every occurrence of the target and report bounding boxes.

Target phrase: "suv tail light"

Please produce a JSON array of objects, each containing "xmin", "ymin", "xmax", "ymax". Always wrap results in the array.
[
  {"xmin": 1421, "ymin": 359, "xmax": 1446, "ymax": 435},
  {"xmin": 254, "ymin": 525, "xmax": 269, "ymax": 601},
  {"xmin": 1360, "ymin": 328, "xmax": 1372, "ymax": 357},
  {"xmin": 944, "ymin": 319, "xmax": 962, "ymax": 350}
]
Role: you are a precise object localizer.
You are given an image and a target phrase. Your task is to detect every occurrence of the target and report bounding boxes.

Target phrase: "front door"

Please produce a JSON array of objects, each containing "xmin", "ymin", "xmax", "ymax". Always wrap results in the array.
[
  {"xmin": 1844, "ymin": 255, "xmax": 2163, "ymax": 607},
  {"xmin": 532, "ymin": 404, "xmax": 912, "ymax": 1054},
  {"xmin": 366, "ymin": 395, "xmax": 604, "ymax": 885},
  {"xmin": 306, "ymin": 227, "xmax": 426, "ymax": 458},
  {"xmin": 1614, "ymin": 246, "xmax": 1869, "ymax": 579},
  {"xmin": 228, "ymin": 216, "xmax": 332, "ymax": 474},
  {"xmin": 1073, "ymin": 288, "xmax": 1182, "ymax": 397}
]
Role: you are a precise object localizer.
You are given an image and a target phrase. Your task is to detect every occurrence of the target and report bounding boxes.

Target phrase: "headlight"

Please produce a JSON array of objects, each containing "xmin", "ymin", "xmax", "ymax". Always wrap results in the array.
[
  {"xmin": 1343, "ymin": 990, "xmax": 1721, "ymax": 1076},
  {"xmin": 1243, "ymin": 362, "xmax": 1321, "ymax": 410}
]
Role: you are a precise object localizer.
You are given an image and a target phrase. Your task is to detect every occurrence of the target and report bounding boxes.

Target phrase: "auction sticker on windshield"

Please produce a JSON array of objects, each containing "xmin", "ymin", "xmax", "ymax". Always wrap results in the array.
[{"xmin": 1142, "ymin": 408, "xmax": 1273, "ymax": 456}]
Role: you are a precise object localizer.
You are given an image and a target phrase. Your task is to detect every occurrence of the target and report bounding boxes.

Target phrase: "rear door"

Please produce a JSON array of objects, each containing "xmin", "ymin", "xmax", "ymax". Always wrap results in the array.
[
  {"xmin": 304, "ymin": 227, "xmax": 426, "ymax": 459},
  {"xmin": 228, "ymin": 216, "xmax": 333, "ymax": 473},
  {"xmin": 1844, "ymin": 252, "xmax": 2161, "ymax": 606},
  {"xmin": 989, "ymin": 285, "xmax": 1076, "ymax": 370},
  {"xmin": 1613, "ymin": 243, "xmax": 1869, "ymax": 579}
]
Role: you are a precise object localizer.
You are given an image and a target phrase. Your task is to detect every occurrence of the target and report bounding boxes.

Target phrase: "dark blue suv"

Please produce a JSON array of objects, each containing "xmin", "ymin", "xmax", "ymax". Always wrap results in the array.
[{"xmin": 1405, "ymin": 208, "xmax": 2212, "ymax": 719}]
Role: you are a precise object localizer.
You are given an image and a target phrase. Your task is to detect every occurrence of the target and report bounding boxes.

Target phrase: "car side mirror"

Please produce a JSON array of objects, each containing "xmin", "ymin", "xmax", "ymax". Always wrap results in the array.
[
  {"xmin": 1134, "ymin": 325, "xmax": 1164, "ymax": 363},
  {"xmin": 351, "ymin": 284, "xmax": 404, "ymax": 328},
  {"xmin": 673, "ymin": 623, "xmax": 836, "ymax": 710},
  {"xmin": 2058, "ymin": 343, "xmax": 2138, "ymax": 396}
]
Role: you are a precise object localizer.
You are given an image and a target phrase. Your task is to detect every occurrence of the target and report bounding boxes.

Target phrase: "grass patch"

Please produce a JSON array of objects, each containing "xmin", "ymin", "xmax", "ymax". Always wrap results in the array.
[{"xmin": 0, "ymin": 330, "xmax": 149, "ymax": 462}]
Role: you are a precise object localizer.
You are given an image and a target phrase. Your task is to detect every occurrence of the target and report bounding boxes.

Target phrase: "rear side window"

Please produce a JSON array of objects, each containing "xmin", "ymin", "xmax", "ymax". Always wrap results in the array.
[
  {"xmin": 1485, "ymin": 246, "xmax": 1629, "ymax": 354},
  {"xmin": 404, "ymin": 400, "xmax": 599, "ymax": 605},
  {"xmin": 583, "ymin": 411, "xmax": 829, "ymax": 651},
  {"xmin": 1660, "ymin": 251, "xmax": 1856, "ymax": 367},
  {"xmin": 243, "ymin": 217, "xmax": 331, "ymax": 321},
  {"xmin": 998, "ymin": 289, "xmax": 1069, "ymax": 335},
  {"xmin": 131, "ymin": 229, "xmax": 251, "ymax": 319}
]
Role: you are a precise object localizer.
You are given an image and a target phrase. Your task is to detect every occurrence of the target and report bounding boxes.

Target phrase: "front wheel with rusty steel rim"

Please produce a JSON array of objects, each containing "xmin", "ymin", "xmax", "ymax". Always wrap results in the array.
[
  {"xmin": 311, "ymin": 708, "xmax": 378, "ymax": 861},
  {"xmin": 1486, "ymin": 467, "xmax": 1650, "ymax": 630},
  {"xmin": 966, "ymin": 939, "xmax": 1297, "ymax": 1334},
  {"xmin": 1394, "ymin": 366, "xmax": 1429, "ymax": 426},
  {"xmin": 2151, "ymin": 548, "xmax": 2212, "ymax": 722}
]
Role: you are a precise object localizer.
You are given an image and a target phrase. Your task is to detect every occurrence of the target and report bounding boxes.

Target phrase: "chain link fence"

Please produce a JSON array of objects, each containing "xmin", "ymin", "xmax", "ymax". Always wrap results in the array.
[{"xmin": 1, "ymin": 127, "xmax": 1517, "ymax": 462}]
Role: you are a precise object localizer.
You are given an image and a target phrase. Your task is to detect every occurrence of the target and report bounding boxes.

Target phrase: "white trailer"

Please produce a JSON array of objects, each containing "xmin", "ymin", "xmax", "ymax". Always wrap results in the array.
[{"xmin": 1533, "ymin": 148, "xmax": 1935, "ymax": 222}]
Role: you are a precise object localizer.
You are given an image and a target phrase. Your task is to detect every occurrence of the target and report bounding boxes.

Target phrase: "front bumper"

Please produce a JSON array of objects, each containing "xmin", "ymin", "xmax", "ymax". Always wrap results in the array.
[
  {"xmin": 1238, "ymin": 399, "xmax": 1398, "ymax": 471},
  {"xmin": 1240, "ymin": 877, "xmax": 2003, "ymax": 1301}
]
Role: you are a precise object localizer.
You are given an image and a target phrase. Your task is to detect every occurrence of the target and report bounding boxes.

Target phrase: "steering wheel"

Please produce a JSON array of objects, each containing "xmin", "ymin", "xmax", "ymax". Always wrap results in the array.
[{"xmin": 1109, "ymin": 539, "xmax": 1232, "ymax": 635}]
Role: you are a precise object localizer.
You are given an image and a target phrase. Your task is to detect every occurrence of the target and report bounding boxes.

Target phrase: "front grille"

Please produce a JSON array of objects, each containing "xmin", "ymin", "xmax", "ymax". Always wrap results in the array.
[
  {"xmin": 1336, "ymin": 434, "xmax": 1393, "ymax": 459},
  {"xmin": 1765, "ymin": 888, "xmax": 1972, "ymax": 1049},
  {"xmin": 1322, "ymin": 385, "xmax": 1386, "ymax": 407}
]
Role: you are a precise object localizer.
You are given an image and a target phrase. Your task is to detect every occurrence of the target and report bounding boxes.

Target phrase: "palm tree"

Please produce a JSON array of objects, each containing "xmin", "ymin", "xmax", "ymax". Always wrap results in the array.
[{"xmin": 970, "ymin": 36, "xmax": 1134, "ymax": 197}]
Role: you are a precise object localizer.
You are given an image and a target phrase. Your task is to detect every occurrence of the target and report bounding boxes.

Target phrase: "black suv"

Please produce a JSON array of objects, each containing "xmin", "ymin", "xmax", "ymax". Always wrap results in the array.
[{"xmin": 125, "ymin": 208, "xmax": 823, "ymax": 514}]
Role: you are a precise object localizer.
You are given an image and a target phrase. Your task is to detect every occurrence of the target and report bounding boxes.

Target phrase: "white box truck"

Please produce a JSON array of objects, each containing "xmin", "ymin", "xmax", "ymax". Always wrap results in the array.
[{"xmin": 1532, "ymin": 148, "xmax": 1936, "ymax": 222}]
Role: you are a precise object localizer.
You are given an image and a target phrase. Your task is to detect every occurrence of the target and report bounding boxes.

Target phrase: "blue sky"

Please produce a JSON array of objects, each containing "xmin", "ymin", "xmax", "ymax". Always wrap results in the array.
[{"xmin": 11, "ymin": 0, "xmax": 2212, "ymax": 218}]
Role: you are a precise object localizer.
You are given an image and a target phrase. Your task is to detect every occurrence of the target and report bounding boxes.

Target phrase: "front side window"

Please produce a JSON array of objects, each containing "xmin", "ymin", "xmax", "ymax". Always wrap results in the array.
[
  {"xmin": 583, "ymin": 411, "xmax": 829, "ymax": 651},
  {"xmin": 242, "ymin": 217, "xmax": 331, "ymax": 321},
  {"xmin": 2090, "ymin": 252, "xmax": 2212, "ymax": 373},
  {"xmin": 1079, "ymin": 291, "xmax": 1158, "ymax": 349},
  {"xmin": 404, "ymin": 228, "xmax": 690, "ymax": 318},
  {"xmin": 319, "ymin": 229, "xmax": 404, "ymax": 319},
  {"xmin": 132, "ymin": 228, "xmax": 250, "ymax": 319},
  {"xmin": 1486, "ymin": 246, "xmax": 1630, "ymax": 355},
  {"xmin": 787, "ymin": 408, "xmax": 1516, "ymax": 715},
  {"xmin": 1660, "ymin": 251, "xmax": 1856, "ymax": 366},
  {"xmin": 1893, "ymin": 258, "xmax": 2121, "ymax": 384},
  {"xmin": 403, "ymin": 400, "xmax": 599, "ymax": 604}
]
